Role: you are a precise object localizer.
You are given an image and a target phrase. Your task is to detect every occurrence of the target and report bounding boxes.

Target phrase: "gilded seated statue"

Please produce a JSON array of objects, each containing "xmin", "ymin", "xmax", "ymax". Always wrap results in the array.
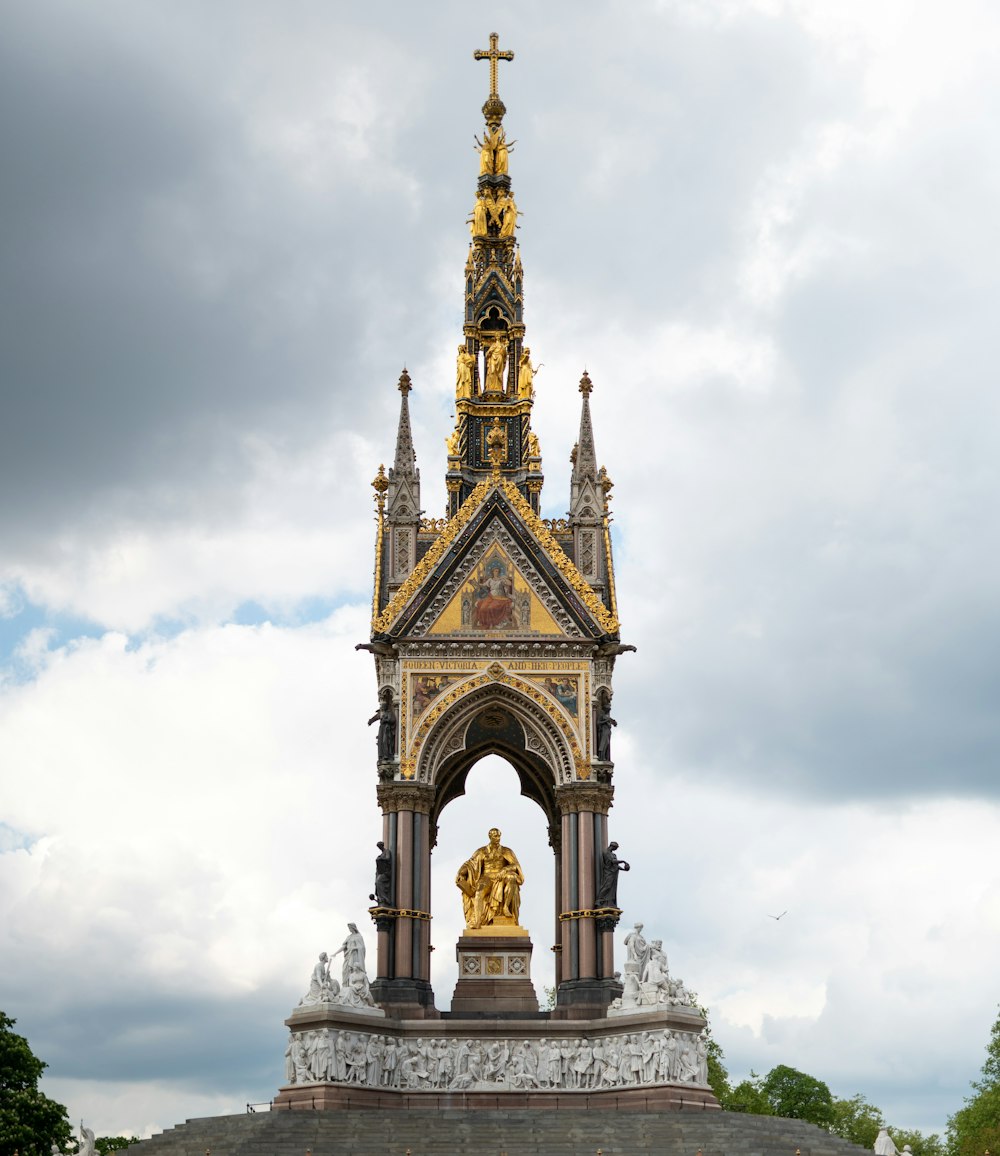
[{"xmin": 456, "ymin": 827, "xmax": 524, "ymax": 929}]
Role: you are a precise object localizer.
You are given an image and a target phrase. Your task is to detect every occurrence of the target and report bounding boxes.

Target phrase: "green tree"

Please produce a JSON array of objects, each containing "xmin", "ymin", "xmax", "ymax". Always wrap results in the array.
[
  {"xmin": 948, "ymin": 1005, "xmax": 1000, "ymax": 1156},
  {"xmin": 891, "ymin": 1126, "xmax": 946, "ymax": 1156},
  {"xmin": 0, "ymin": 1011, "xmax": 72, "ymax": 1156},
  {"xmin": 761, "ymin": 1063, "xmax": 835, "ymax": 1127},
  {"xmin": 724, "ymin": 1068, "xmax": 774, "ymax": 1115},
  {"xmin": 94, "ymin": 1137, "xmax": 140, "ymax": 1155},
  {"xmin": 830, "ymin": 1092, "xmax": 886, "ymax": 1148}
]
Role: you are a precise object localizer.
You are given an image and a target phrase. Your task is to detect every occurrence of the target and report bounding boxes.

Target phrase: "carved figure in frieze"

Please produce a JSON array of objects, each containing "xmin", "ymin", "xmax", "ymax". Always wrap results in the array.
[
  {"xmin": 284, "ymin": 1035, "xmax": 295, "ymax": 1083},
  {"xmin": 641, "ymin": 1033, "xmax": 658, "ymax": 1083},
  {"xmin": 366, "ymin": 1034, "xmax": 384, "ymax": 1086},
  {"xmin": 596, "ymin": 840, "xmax": 630, "ymax": 908},
  {"xmin": 371, "ymin": 841, "xmax": 393, "ymax": 907},
  {"xmin": 333, "ymin": 1031, "xmax": 347, "ymax": 1081},
  {"xmin": 382, "ymin": 1037, "xmax": 399, "ymax": 1086},
  {"xmin": 601, "ymin": 1036, "xmax": 621, "ymax": 1086},
  {"xmin": 292, "ymin": 1032, "xmax": 310, "ymax": 1084},
  {"xmin": 311, "ymin": 1029, "xmax": 333, "ymax": 1081},
  {"xmin": 595, "ymin": 687, "xmax": 616, "ymax": 762},
  {"xmin": 368, "ymin": 688, "xmax": 396, "ymax": 762},
  {"xmin": 679, "ymin": 1043, "xmax": 700, "ymax": 1083}
]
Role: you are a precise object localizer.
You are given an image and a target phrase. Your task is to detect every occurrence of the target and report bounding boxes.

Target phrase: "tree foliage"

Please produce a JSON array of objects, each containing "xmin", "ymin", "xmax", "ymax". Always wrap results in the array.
[
  {"xmin": 892, "ymin": 1126, "xmax": 946, "ymax": 1156},
  {"xmin": 723, "ymin": 1069, "xmax": 774, "ymax": 1115},
  {"xmin": 761, "ymin": 1063, "xmax": 836, "ymax": 1127},
  {"xmin": 948, "ymin": 1005, "xmax": 1000, "ymax": 1156},
  {"xmin": 94, "ymin": 1138, "xmax": 140, "ymax": 1155},
  {"xmin": 829, "ymin": 1092, "xmax": 887, "ymax": 1148},
  {"xmin": 0, "ymin": 1011, "xmax": 72, "ymax": 1156}
]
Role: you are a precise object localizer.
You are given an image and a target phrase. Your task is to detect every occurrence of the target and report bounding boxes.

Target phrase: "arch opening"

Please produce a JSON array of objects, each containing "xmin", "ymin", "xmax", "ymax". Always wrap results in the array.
[{"xmin": 430, "ymin": 753, "xmax": 556, "ymax": 1012}]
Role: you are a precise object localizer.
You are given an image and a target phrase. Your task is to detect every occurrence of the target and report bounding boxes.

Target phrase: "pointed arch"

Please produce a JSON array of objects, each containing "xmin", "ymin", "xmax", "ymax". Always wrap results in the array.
[{"xmin": 413, "ymin": 671, "xmax": 582, "ymax": 828}]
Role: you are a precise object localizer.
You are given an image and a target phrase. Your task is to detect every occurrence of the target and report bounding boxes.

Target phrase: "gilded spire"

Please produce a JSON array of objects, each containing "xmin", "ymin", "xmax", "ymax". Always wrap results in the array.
[
  {"xmin": 447, "ymin": 36, "xmax": 541, "ymax": 517},
  {"xmin": 474, "ymin": 32, "xmax": 514, "ymax": 127}
]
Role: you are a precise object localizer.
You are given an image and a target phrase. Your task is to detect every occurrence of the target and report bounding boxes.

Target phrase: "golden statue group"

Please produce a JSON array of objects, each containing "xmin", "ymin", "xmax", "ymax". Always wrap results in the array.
[{"xmin": 455, "ymin": 827, "xmax": 524, "ymax": 928}]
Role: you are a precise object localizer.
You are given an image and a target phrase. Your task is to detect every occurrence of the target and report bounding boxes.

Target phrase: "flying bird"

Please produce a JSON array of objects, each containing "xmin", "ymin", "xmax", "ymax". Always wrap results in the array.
[{"xmin": 767, "ymin": 911, "xmax": 788, "ymax": 920}]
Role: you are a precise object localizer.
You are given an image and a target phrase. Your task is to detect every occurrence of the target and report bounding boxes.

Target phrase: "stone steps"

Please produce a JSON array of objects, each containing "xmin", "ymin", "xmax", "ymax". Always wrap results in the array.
[{"xmin": 126, "ymin": 1109, "xmax": 873, "ymax": 1156}]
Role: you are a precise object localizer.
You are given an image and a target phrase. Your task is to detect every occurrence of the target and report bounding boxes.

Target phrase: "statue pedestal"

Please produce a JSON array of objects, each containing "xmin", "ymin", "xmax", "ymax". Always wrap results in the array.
[{"xmin": 450, "ymin": 930, "xmax": 539, "ymax": 1015}]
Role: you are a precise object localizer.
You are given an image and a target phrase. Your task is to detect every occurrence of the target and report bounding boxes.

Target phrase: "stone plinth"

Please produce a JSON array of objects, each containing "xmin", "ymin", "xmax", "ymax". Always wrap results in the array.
[{"xmin": 450, "ymin": 931, "xmax": 539, "ymax": 1015}]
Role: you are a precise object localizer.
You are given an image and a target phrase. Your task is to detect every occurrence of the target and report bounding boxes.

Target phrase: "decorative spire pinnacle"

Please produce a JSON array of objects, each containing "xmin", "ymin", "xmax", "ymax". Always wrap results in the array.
[
  {"xmin": 391, "ymin": 368, "xmax": 416, "ymax": 477},
  {"xmin": 573, "ymin": 372, "xmax": 598, "ymax": 480},
  {"xmin": 474, "ymin": 32, "xmax": 514, "ymax": 127}
]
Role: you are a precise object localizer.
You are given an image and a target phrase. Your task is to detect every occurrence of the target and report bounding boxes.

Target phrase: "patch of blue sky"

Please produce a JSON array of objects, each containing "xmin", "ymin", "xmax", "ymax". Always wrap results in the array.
[
  {"xmin": 0, "ymin": 591, "xmax": 106, "ymax": 672},
  {"xmin": 229, "ymin": 595, "xmax": 348, "ymax": 628},
  {"xmin": 0, "ymin": 821, "xmax": 40, "ymax": 854}
]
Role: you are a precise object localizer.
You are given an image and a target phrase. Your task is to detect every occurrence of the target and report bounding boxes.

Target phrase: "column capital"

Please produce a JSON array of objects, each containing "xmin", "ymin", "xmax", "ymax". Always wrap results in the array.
[
  {"xmin": 554, "ymin": 782, "xmax": 614, "ymax": 815},
  {"xmin": 376, "ymin": 781, "xmax": 437, "ymax": 814}
]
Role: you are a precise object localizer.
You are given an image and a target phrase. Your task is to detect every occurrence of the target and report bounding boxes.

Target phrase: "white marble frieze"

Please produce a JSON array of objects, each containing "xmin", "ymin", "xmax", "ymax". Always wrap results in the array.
[{"xmin": 282, "ymin": 1026, "xmax": 710, "ymax": 1091}]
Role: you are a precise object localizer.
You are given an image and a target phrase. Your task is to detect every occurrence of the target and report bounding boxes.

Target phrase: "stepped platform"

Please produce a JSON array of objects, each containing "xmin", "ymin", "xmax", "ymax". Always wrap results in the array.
[{"xmin": 125, "ymin": 1108, "xmax": 873, "ymax": 1156}]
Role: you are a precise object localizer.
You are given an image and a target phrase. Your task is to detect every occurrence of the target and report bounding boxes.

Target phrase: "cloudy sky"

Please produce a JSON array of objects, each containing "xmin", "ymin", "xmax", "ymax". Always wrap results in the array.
[{"xmin": 2, "ymin": 0, "xmax": 999, "ymax": 1141}]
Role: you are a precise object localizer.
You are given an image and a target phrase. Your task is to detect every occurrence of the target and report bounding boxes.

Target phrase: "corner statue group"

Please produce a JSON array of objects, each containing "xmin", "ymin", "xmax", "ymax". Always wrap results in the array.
[{"xmin": 456, "ymin": 827, "xmax": 524, "ymax": 929}]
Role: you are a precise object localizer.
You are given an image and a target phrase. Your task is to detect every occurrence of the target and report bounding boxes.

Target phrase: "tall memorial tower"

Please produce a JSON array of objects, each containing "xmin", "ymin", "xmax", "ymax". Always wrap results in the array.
[
  {"xmin": 367, "ymin": 31, "xmax": 625, "ymax": 1020},
  {"xmin": 275, "ymin": 34, "xmax": 718, "ymax": 1112}
]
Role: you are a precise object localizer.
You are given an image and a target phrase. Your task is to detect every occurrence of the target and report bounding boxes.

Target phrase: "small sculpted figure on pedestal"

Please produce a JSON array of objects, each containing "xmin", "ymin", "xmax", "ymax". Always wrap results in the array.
[
  {"xmin": 368, "ymin": 689, "xmax": 396, "ymax": 763},
  {"xmin": 455, "ymin": 827, "xmax": 524, "ymax": 929},
  {"xmin": 332, "ymin": 922, "xmax": 366, "ymax": 988},
  {"xmin": 370, "ymin": 840, "xmax": 393, "ymax": 907},
  {"xmin": 596, "ymin": 841, "xmax": 630, "ymax": 908},
  {"xmin": 299, "ymin": 950, "xmax": 339, "ymax": 1006},
  {"xmin": 77, "ymin": 1124, "xmax": 96, "ymax": 1156},
  {"xmin": 596, "ymin": 688, "xmax": 616, "ymax": 762},
  {"xmin": 484, "ymin": 335, "xmax": 508, "ymax": 394},
  {"xmin": 624, "ymin": 922, "xmax": 649, "ymax": 974},
  {"xmin": 875, "ymin": 1130, "xmax": 899, "ymax": 1156}
]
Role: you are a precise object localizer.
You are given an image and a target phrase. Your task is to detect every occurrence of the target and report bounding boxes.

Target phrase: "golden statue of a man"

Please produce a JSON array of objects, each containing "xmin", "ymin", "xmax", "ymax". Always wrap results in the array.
[{"xmin": 456, "ymin": 827, "xmax": 524, "ymax": 929}]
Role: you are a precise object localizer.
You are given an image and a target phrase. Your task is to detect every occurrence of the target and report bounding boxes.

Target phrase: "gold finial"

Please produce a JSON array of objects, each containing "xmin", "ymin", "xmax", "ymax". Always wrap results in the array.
[
  {"xmin": 486, "ymin": 416, "xmax": 506, "ymax": 475},
  {"xmin": 475, "ymin": 32, "xmax": 514, "ymax": 127},
  {"xmin": 398, "ymin": 367, "xmax": 412, "ymax": 395},
  {"xmin": 372, "ymin": 464, "xmax": 389, "ymax": 514},
  {"xmin": 579, "ymin": 370, "xmax": 593, "ymax": 396},
  {"xmin": 474, "ymin": 32, "xmax": 514, "ymax": 102},
  {"xmin": 598, "ymin": 465, "xmax": 613, "ymax": 498}
]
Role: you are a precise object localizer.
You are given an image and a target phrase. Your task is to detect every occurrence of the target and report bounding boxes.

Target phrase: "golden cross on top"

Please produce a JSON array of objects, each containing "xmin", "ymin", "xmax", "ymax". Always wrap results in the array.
[{"xmin": 474, "ymin": 32, "xmax": 514, "ymax": 99}]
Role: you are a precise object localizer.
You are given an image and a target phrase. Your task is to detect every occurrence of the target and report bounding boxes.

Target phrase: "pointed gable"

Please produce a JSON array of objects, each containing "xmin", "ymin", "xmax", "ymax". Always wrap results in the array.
[{"xmin": 372, "ymin": 479, "xmax": 619, "ymax": 641}]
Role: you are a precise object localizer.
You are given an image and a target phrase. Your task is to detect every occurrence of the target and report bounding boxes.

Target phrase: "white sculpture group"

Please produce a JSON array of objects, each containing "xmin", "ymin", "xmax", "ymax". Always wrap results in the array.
[
  {"xmin": 284, "ymin": 1026, "xmax": 710, "ymax": 1090},
  {"xmin": 611, "ymin": 921, "xmax": 697, "ymax": 1012},
  {"xmin": 298, "ymin": 924, "xmax": 376, "ymax": 1011}
]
